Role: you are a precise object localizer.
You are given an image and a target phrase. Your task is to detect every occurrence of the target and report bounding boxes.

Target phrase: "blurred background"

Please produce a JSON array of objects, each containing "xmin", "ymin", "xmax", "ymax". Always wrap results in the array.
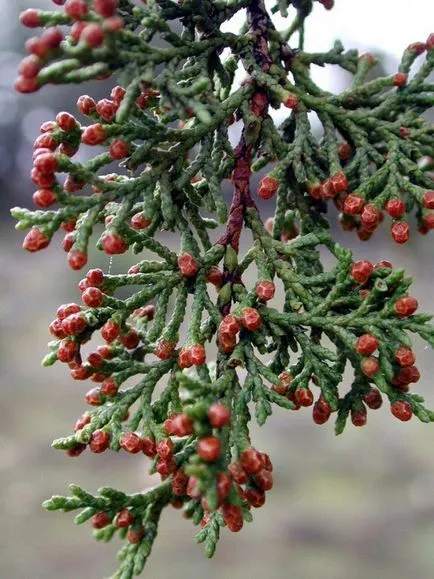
[{"xmin": 1, "ymin": 1, "xmax": 434, "ymax": 578}]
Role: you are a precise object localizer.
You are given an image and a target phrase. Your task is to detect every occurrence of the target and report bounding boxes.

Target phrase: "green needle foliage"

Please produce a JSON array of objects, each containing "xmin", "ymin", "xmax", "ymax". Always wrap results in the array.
[{"xmin": 12, "ymin": 0, "xmax": 434, "ymax": 576}]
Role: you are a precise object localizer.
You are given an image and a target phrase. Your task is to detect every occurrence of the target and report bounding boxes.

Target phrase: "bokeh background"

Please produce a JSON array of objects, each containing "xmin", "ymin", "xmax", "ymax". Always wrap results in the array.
[{"xmin": 1, "ymin": 1, "xmax": 434, "ymax": 578}]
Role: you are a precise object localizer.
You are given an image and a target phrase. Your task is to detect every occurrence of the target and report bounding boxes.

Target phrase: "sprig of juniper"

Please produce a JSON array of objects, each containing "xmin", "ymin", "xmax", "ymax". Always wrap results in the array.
[{"xmin": 12, "ymin": 0, "xmax": 434, "ymax": 576}]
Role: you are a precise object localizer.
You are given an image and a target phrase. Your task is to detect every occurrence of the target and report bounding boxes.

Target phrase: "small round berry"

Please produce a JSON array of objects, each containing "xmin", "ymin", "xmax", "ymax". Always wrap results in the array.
[
  {"xmin": 89, "ymin": 429, "xmax": 110, "ymax": 453},
  {"xmin": 155, "ymin": 340, "xmax": 175, "ymax": 360},
  {"xmin": 115, "ymin": 509, "xmax": 134, "ymax": 528},
  {"xmin": 34, "ymin": 152, "xmax": 58, "ymax": 175},
  {"xmin": 142, "ymin": 438, "xmax": 157, "ymax": 458},
  {"xmin": 330, "ymin": 171, "xmax": 348, "ymax": 194},
  {"xmin": 35, "ymin": 129, "xmax": 57, "ymax": 149},
  {"xmin": 393, "ymin": 72, "xmax": 408, "ymax": 87},
  {"xmin": 351, "ymin": 406, "xmax": 367, "ymax": 427},
  {"xmin": 93, "ymin": 0, "xmax": 118, "ymax": 18},
  {"xmin": 228, "ymin": 461, "xmax": 248, "ymax": 484},
  {"xmin": 18, "ymin": 55, "xmax": 41, "ymax": 79},
  {"xmin": 338, "ymin": 143, "xmax": 352, "ymax": 161},
  {"xmin": 86, "ymin": 268, "xmax": 104, "ymax": 286},
  {"xmin": 219, "ymin": 315, "xmax": 241, "ymax": 337},
  {"xmin": 172, "ymin": 467, "xmax": 189, "ymax": 495},
  {"xmin": 422, "ymin": 191, "xmax": 434, "ymax": 210},
  {"xmin": 130, "ymin": 212, "xmax": 151, "ymax": 230},
  {"xmin": 56, "ymin": 111, "xmax": 77, "ymax": 132},
  {"xmin": 111, "ymin": 85, "xmax": 126, "ymax": 106},
  {"xmin": 70, "ymin": 21, "xmax": 86, "ymax": 42},
  {"xmin": 169, "ymin": 414, "xmax": 193, "ymax": 437},
  {"xmin": 312, "ymin": 399, "xmax": 332, "ymax": 424},
  {"xmin": 295, "ymin": 388, "xmax": 314, "ymax": 407},
  {"xmin": 20, "ymin": 9, "xmax": 42, "ymax": 28},
  {"xmin": 101, "ymin": 232, "xmax": 128, "ymax": 254},
  {"xmin": 127, "ymin": 526, "xmax": 145, "ymax": 544},
  {"xmin": 363, "ymin": 388, "xmax": 383, "ymax": 410},
  {"xmin": 391, "ymin": 221, "xmax": 410, "ymax": 244},
  {"xmin": 216, "ymin": 472, "xmax": 232, "ymax": 502},
  {"xmin": 101, "ymin": 320, "xmax": 120, "ymax": 342},
  {"xmin": 256, "ymin": 280, "xmax": 275, "ymax": 301},
  {"xmin": 196, "ymin": 436, "xmax": 221, "ymax": 462},
  {"xmin": 343, "ymin": 194, "xmax": 364, "ymax": 215},
  {"xmin": 23, "ymin": 227, "xmax": 50, "ymax": 252},
  {"xmin": 355, "ymin": 334, "xmax": 379, "ymax": 356},
  {"xmin": 77, "ymin": 95, "xmax": 96, "ymax": 115},
  {"xmin": 82, "ymin": 287, "xmax": 104, "ymax": 308},
  {"xmin": 361, "ymin": 204, "xmax": 380, "ymax": 229},
  {"xmin": 208, "ymin": 403, "xmax": 231, "ymax": 428},
  {"xmin": 189, "ymin": 344, "xmax": 206, "ymax": 366},
  {"xmin": 103, "ymin": 16, "xmax": 124, "ymax": 32},
  {"xmin": 250, "ymin": 91, "xmax": 268, "ymax": 116},
  {"xmin": 100, "ymin": 377, "xmax": 117, "ymax": 396},
  {"xmin": 109, "ymin": 139, "xmax": 129, "ymax": 159},
  {"xmin": 57, "ymin": 303, "xmax": 80, "ymax": 320},
  {"xmin": 253, "ymin": 469, "xmax": 273, "ymax": 491},
  {"xmin": 57, "ymin": 339, "xmax": 79, "ymax": 363},
  {"xmin": 49, "ymin": 318, "xmax": 66, "ymax": 339},
  {"xmin": 395, "ymin": 296, "xmax": 418, "ymax": 317},
  {"xmin": 351, "ymin": 260, "xmax": 373, "ymax": 284},
  {"xmin": 66, "ymin": 443, "xmax": 87, "ymax": 457},
  {"xmin": 120, "ymin": 330, "xmax": 140, "ymax": 349},
  {"xmin": 386, "ymin": 199, "xmax": 405, "ymax": 218},
  {"xmin": 65, "ymin": 0, "xmax": 89, "ymax": 20},
  {"xmin": 284, "ymin": 93, "xmax": 298, "ymax": 110},
  {"xmin": 62, "ymin": 313, "xmax": 86, "ymax": 335},
  {"xmin": 81, "ymin": 123, "xmax": 106, "ymax": 145},
  {"xmin": 221, "ymin": 504, "xmax": 244, "ymax": 533},
  {"xmin": 81, "ymin": 24, "xmax": 105, "ymax": 48},
  {"xmin": 307, "ymin": 183, "xmax": 322, "ymax": 200},
  {"xmin": 25, "ymin": 37, "xmax": 49, "ymax": 59},
  {"xmin": 320, "ymin": 178, "xmax": 336, "ymax": 200},
  {"xmin": 120, "ymin": 432, "xmax": 143, "ymax": 454},
  {"xmin": 245, "ymin": 487, "xmax": 266, "ymax": 508},
  {"xmin": 258, "ymin": 176, "xmax": 279, "ymax": 200},
  {"xmin": 42, "ymin": 26, "xmax": 64, "ymax": 48},
  {"xmin": 374, "ymin": 260, "xmax": 393, "ymax": 271},
  {"xmin": 218, "ymin": 332, "xmax": 236, "ymax": 354},
  {"xmin": 395, "ymin": 347, "xmax": 415, "ymax": 367},
  {"xmin": 31, "ymin": 168, "xmax": 55, "ymax": 188},
  {"xmin": 391, "ymin": 400, "xmax": 413, "ymax": 421},
  {"xmin": 85, "ymin": 387, "xmax": 103, "ymax": 406},
  {"xmin": 91, "ymin": 512, "xmax": 111, "ymax": 529},
  {"xmin": 186, "ymin": 476, "xmax": 201, "ymax": 499},
  {"xmin": 206, "ymin": 266, "xmax": 223, "ymax": 287},
  {"xmin": 240, "ymin": 448, "xmax": 264, "ymax": 474},
  {"xmin": 278, "ymin": 371, "xmax": 293, "ymax": 391},
  {"xmin": 74, "ymin": 414, "xmax": 91, "ymax": 435},
  {"xmin": 68, "ymin": 249, "xmax": 88, "ymax": 270},
  {"xmin": 407, "ymin": 42, "xmax": 426, "ymax": 55},
  {"xmin": 396, "ymin": 365, "xmax": 420, "ymax": 385},
  {"xmin": 178, "ymin": 350, "xmax": 193, "ymax": 368},
  {"xmin": 422, "ymin": 213, "xmax": 434, "ymax": 230},
  {"xmin": 361, "ymin": 357, "xmax": 380, "ymax": 378},
  {"xmin": 156, "ymin": 438, "xmax": 174, "ymax": 459},
  {"xmin": 241, "ymin": 307, "xmax": 261, "ymax": 331},
  {"xmin": 177, "ymin": 253, "xmax": 198, "ymax": 277},
  {"xmin": 96, "ymin": 99, "xmax": 117, "ymax": 121},
  {"xmin": 33, "ymin": 188, "xmax": 56, "ymax": 208}
]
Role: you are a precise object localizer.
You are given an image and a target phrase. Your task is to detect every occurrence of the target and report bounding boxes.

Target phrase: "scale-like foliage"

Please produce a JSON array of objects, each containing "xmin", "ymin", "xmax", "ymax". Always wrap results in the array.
[{"xmin": 13, "ymin": 1, "xmax": 434, "ymax": 576}]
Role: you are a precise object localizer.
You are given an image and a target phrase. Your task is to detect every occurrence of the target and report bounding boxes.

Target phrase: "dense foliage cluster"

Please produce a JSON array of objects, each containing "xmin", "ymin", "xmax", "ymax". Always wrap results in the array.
[{"xmin": 13, "ymin": 0, "xmax": 434, "ymax": 576}]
